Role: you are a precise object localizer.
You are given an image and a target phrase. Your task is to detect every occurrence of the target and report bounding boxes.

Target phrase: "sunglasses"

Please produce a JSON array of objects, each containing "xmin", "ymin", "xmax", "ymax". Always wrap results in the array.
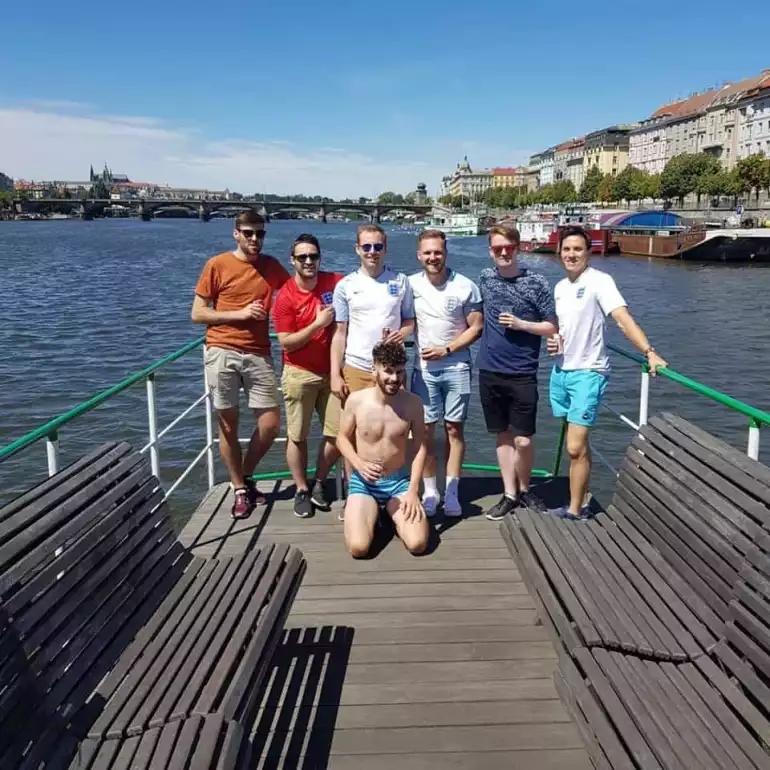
[
  {"xmin": 491, "ymin": 244, "xmax": 518, "ymax": 256},
  {"xmin": 294, "ymin": 252, "xmax": 320, "ymax": 262},
  {"xmin": 238, "ymin": 228, "xmax": 265, "ymax": 240},
  {"xmin": 360, "ymin": 242, "xmax": 385, "ymax": 253}
]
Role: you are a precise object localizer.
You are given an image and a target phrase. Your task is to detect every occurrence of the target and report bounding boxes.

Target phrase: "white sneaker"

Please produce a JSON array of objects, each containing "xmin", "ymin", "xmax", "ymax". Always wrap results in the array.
[
  {"xmin": 444, "ymin": 493, "xmax": 462, "ymax": 517},
  {"xmin": 422, "ymin": 495, "xmax": 438, "ymax": 517}
]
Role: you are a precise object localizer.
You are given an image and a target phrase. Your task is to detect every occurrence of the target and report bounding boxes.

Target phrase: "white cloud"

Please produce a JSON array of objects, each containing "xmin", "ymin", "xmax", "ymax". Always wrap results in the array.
[{"xmin": 0, "ymin": 104, "xmax": 444, "ymax": 198}]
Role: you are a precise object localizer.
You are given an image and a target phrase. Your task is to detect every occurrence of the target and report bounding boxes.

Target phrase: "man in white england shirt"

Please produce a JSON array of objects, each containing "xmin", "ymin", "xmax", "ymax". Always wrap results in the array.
[
  {"xmin": 409, "ymin": 230, "xmax": 483, "ymax": 517},
  {"xmin": 548, "ymin": 227, "xmax": 668, "ymax": 519}
]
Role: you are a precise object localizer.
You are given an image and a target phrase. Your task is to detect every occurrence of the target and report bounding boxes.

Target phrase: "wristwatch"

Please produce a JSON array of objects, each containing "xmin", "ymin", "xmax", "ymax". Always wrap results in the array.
[
  {"xmin": 644, "ymin": 346, "xmax": 656, "ymax": 357},
  {"xmin": 445, "ymin": 346, "xmax": 452, "ymax": 357}
]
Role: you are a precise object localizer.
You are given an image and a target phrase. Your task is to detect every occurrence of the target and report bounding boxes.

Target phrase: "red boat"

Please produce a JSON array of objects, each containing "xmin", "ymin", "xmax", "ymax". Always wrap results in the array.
[{"xmin": 515, "ymin": 207, "xmax": 625, "ymax": 255}]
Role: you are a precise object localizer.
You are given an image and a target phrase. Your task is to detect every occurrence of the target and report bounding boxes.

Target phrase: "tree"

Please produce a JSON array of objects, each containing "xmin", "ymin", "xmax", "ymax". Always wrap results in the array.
[
  {"xmin": 579, "ymin": 166, "xmax": 603, "ymax": 202},
  {"xmin": 736, "ymin": 152, "xmax": 769, "ymax": 204},
  {"xmin": 377, "ymin": 191, "xmax": 405, "ymax": 205},
  {"xmin": 660, "ymin": 153, "xmax": 722, "ymax": 205},
  {"xmin": 597, "ymin": 174, "xmax": 615, "ymax": 203},
  {"xmin": 551, "ymin": 179, "xmax": 578, "ymax": 203}
]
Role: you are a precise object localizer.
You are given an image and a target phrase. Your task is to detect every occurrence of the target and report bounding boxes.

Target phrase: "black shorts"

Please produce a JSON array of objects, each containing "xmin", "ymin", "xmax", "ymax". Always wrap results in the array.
[{"xmin": 478, "ymin": 369, "xmax": 538, "ymax": 437}]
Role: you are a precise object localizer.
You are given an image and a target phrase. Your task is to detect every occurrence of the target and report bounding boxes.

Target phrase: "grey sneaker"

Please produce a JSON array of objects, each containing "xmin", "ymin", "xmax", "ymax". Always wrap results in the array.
[
  {"xmin": 519, "ymin": 490, "xmax": 547, "ymax": 514},
  {"xmin": 485, "ymin": 494, "xmax": 517, "ymax": 521},
  {"xmin": 310, "ymin": 479, "xmax": 332, "ymax": 511},
  {"xmin": 294, "ymin": 490, "xmax": 313, "ymax": 518}
]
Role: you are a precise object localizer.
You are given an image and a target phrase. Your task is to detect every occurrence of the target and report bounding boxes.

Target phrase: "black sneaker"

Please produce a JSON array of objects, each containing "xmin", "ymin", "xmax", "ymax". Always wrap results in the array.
[
  {"xmin": 294, "ymin": 490, "xmax": 313, "ymax": 518},
  {"xmin": 244, "ymin": 477, "xmax": 266, "ymax": 506},
  {"xmin": 485, "ymin": 494, "xmax": 518, "ymax": 521},
  {"xmin": 519, "ymin": 490, "xmax": 547, "ymax": 514},
  {"xmin": 310, "ymin": 479, "xmax": 332, "ymax": 511}
]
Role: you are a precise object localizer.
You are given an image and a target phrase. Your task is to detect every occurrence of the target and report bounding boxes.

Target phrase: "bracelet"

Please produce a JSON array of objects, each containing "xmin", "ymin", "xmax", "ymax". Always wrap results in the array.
[{"xmin": 445, "ymin": 346, "xmax": 452, "ymax": 357}]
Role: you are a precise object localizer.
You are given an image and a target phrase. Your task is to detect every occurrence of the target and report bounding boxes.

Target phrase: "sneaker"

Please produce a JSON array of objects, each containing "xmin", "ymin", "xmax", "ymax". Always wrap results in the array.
[
  {"xmin": 310, "ymin": 479, "xmax": 332, "ymax": 511},
  {"xmin": 422, "ymin": 494, "xmax": 438, "ymax": 518},
  {"xmin": 519, "ymin": 490, "xmax": 547, "ymax": 515},
  {"xmin": 485, "ymin": 494, "xmax": 517, "ymax": 521},
  {"xmin": 294, "ymin": 490, "xmax": 313, "ymax": 518},
  {"xmin": 231, "ymin": 488, "xmax": 254, "ymax": 519},
  {"xmin": 444, "ymin": 492, "xmax": 462, "ymax": 518},
  {"xmin": 553, "ymin": 505, "xmax": 596, "ymax": 521},
  {"xmin": 244, "ymin": 478, "xmax": 266, "ymax": 506}
]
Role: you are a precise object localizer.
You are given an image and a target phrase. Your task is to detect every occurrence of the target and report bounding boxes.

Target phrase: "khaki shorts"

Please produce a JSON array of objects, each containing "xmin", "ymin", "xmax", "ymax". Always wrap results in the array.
[
  {"xmin": 343, "ymin": 365, "xmax": 375, "ymax": 393},
  {"xmin": 204, "ymin": 346, "xmax": 279, "ymax": 411},
  {"xmin": 281, "ymin": 365, "xmax": 340, "ymax": 441}
]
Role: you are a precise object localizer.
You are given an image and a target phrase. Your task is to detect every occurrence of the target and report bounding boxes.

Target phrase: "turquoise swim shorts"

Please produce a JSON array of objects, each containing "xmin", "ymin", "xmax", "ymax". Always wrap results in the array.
[
  {"xmin": 549, "ymin": 367, "xmax": 609, "ymax": 427},
  {"xmin": 348, "ymin": 467, "xmax": 410, "ymax": 503}
]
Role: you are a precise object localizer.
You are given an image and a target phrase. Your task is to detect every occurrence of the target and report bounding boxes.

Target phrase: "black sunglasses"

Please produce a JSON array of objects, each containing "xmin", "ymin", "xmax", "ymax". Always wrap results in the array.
[
  {"xmin": 360, "ymin": 243, "xmax": 385, "ymax": 253},
  {"xmin": 293, "ymin": 252, "xmax": 320, "ymax": 262},
  {"xmin": 238, "ymin": 228, "xmax": 265, "ymax": 240}
]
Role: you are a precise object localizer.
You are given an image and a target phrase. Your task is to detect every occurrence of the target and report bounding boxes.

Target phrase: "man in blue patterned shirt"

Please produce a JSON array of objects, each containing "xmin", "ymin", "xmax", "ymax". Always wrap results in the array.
[{"xmin": 476, "ymin": 225, "xmax": 558, "ymax": 521}]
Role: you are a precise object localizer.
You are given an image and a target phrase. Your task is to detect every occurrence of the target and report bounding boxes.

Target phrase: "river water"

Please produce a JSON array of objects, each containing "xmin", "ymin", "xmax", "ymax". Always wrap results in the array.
[{"xmin": 1, "ymin": 218, "xmax": 769, "ymax": 516}]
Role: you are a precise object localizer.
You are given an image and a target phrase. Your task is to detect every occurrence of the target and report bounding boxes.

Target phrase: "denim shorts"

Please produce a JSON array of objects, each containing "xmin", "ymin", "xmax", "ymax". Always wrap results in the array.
[
  {"xmin": 411, "ymin": 365, "xmax": 472, "ymax": 424},
  {"xmin": 549, "ymin": 366, "xmax": 609, "ymax": 427}
]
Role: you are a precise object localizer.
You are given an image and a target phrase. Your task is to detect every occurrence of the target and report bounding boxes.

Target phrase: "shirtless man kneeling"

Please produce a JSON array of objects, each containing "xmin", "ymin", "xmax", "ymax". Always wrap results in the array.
[{"xmin": 337, "ymin": 340, "xmax": 430, "ymax": 558}]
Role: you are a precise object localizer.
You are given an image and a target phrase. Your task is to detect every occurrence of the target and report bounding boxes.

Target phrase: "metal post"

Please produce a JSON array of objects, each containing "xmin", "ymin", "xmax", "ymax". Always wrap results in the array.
[
  {"xmin": 551, "ymin": 419, "xmax": 567, "ymax": 477},
  {"xmin": 145, "ymin": 374, "xmax": 161, "ymax": 479},
  {"xmin": 203, "ymin": 349, "xmax": 215, "ymax": 489},
  {"xmin": 638, "ymin": 368, "xmax": 651, "ymax": 428},
  {"xmin": 46, "ymin": 430, "xmax": 59, "ymax": 476},
  {"xmin": 748, "ymin": 420, "xmax": 761, "ymax": 461}
]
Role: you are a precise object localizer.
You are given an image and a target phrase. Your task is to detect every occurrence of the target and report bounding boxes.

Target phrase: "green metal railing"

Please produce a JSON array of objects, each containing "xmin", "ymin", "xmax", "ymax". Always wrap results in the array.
[{"xmin": 0, "ymin": 335, "xmax": 767, "ymax": 503}]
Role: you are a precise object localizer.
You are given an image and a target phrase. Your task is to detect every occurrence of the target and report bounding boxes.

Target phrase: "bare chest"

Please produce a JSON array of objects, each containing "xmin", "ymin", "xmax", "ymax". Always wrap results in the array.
[{"xmin": 356, "ymin": 404, "xmax": 409, "ymax": 443}]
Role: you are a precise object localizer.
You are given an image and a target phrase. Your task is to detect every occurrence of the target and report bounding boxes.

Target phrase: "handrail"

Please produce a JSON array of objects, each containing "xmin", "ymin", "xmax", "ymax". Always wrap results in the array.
[
  {"xmin": 607, "ymin": 342, "xmax": 770, "ymax": 426},
  {"xmin": 0, "ymin": 336, "xmax": 206, "ymax": 463}
]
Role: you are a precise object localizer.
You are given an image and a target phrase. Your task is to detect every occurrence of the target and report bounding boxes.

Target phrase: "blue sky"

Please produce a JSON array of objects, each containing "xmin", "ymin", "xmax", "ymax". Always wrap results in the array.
[{"xmin": 0, "ymin": 0, "xmax": 767, "ymax": 197}]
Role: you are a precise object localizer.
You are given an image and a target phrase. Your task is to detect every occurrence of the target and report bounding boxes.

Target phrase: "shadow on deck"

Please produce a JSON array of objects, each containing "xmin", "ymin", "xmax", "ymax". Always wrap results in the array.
[{"xmin": 178, "ymin": 477, "xmax": 593, "ymax": 770}]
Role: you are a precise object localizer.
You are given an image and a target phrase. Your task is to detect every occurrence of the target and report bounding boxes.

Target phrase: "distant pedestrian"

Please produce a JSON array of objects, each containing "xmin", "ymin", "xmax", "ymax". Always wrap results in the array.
[
  {"xmin": 191, "ymin": 211, "xmax": 289, "ymax": 519},
  {"xmin": 272, "ymin": 234, "xmax": 343, "ymax": 518},
  {"xmin": 477, "ymin": 225, "xmax": 558, "ymax": 521},
  {"xmin": 409, "ymin": 229, "xmax": 483, "ymax": 517},
  {"xmin": 547, "ymin": 226, "xmax": 667, "ymax": 519},
  {"xmin": 330, "ymin": 224, "xmax": 415, "ymax": 399}
]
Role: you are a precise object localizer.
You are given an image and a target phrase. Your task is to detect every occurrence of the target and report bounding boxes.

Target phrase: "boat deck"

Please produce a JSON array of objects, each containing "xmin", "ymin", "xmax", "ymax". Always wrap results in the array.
[{"xmin": 178, "ymin": 477, "xmax": 592, "ymax": 770}]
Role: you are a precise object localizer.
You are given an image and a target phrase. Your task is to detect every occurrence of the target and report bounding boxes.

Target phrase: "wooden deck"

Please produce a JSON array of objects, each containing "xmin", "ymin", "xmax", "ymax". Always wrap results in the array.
[{"xmin": 179, "ymin": 477, "xmax": 593, "ymax": 769}]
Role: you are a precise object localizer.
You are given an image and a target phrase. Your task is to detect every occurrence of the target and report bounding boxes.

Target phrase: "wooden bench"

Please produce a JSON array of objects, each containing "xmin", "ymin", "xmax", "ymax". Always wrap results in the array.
[
  {"xmin": 502, "ymin": 412, "xmax": 770, "ymax": 662},
  {"xmin": 0, "ymin": 442, "xmax": 305, "ymax": 769}
]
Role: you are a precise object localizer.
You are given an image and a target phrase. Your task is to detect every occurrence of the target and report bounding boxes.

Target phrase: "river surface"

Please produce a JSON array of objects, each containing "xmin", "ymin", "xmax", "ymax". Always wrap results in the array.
[{"xmin": 1, "ymin": 218, "xmax": 769, "ymax": 516}]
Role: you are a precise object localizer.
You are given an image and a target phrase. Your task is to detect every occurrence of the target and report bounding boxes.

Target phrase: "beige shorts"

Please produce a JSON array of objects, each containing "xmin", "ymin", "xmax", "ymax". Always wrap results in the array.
[
  {"xmin": 281, "ymin": 365, "xmax": 340, "ymax": 441},
  {"xmin": 204, "ymin": 346, "xmax": 279, "ymax": 411},
  {"xmin": 343, "ymin": 365, "xmax": 375, "ymax": 394}
]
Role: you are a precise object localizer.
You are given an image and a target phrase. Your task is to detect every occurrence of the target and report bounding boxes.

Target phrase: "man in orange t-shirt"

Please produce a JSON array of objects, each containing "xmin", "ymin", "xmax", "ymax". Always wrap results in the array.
[{"xmin": 191, "ymin": 210, "xmax": 289, "ymax": 518}]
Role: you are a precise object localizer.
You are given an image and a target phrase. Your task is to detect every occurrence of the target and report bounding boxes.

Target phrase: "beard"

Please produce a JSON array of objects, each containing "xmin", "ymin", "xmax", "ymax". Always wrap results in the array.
[{"xmin": 376, "ymin": 372, "xmax": 402, "ymax": 395}]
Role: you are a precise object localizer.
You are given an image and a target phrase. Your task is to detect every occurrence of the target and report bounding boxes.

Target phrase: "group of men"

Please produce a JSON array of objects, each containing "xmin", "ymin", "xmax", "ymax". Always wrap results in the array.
[{"xmin": 192, "ymin": 211, "xmax": 667, "ymax": 559}]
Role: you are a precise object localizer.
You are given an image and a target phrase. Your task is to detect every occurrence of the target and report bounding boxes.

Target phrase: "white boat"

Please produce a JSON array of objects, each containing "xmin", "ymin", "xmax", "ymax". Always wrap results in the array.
[{"xmin": 423, "ymin": 212, "xmax": 484, "ymax": 237}]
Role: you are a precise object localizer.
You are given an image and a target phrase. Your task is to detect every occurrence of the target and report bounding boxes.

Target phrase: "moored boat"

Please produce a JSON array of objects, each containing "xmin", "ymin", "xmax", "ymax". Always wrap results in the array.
[
  {"xmin": 421, "ymin": 211, "xmax": 484, "ymax": 237},
  {"xmin": 614, "ymin": 227, "xmax": 770, "ymax": 262}
]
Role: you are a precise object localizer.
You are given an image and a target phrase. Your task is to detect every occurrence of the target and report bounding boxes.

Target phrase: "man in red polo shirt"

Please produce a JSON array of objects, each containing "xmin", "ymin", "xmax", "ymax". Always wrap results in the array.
[{"xmin": 273, "ymin": 234, "xmax": 343, "ymax": 518}]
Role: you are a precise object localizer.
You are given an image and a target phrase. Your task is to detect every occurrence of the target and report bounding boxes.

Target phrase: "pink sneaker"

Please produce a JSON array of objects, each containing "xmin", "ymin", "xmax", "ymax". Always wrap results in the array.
[{"xmin": 231, "ymin": 488, "xmax": 254, "ymax": 519}]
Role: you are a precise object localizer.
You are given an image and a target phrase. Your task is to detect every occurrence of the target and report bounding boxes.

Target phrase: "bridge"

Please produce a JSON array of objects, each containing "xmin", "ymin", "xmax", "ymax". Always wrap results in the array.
[{"xmin": 13, "ymin": 194, "xmax": 431, "ymax": 224}]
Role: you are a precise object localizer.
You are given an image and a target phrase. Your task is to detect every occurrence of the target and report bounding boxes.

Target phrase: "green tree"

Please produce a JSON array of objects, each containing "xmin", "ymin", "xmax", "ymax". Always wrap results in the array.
[
  {"xmin": 551, "ymin": 180, "xmax": 577, "ymax": 203},
  {"xmin": 610, "ymin": 166, "xmax": 635, "ymax": 203},
  {"xmin": 597, "ymin": 174, "xmax": 615, "ymax": 203},
  {"xmin": 644, "ymin": 173, "xmax": 661, "ymax": 201},
  {"xmin": 660, "ymin": 153, "xmax": 722, "ymax": 205},
  {"xmin": 736, "ymin": 152, "xmax": 769, "ymax": 204},
  {"xmin": 377, "ymin": 191, "xmax": 405, "ymax": 205},
  {"xmin": 579, "ymin": 166, "xmax": 603, "ymax": 202}
]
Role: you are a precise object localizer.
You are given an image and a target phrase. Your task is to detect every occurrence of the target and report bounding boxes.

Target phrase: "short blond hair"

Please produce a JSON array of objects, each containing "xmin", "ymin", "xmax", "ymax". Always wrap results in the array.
[
  {"xmin": 356, "ymin": 223, "xmax": 387, "ymax": 246},
  {"xmin": 487, "ymin": 225, "xmax": 520, "ymax": 246}
]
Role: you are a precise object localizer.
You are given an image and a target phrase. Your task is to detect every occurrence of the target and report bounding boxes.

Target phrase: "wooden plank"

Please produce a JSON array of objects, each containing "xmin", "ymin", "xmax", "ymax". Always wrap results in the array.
[
  {"xmin": 167, "ymin": 715, "xmax": 205, "ymax": 770},
  {"xmin": 0, "ymin": 441, "xmax": 126, "ymax": 525},
  {"xmin": 314, "ymin": 623, "xmax": 550, "ymax": 646},
  {"xmin": 638, "ymin": 427, "xmax": 770, "ymax": 547},
  {"xmin": 659, "ymin": 413, "xmax": 770, "ymax": 505},
  {"xmin": 624, "ymin": 656, "xmax": 723, "ymax": 770},
  {"xmin": 564, "ymin": 519, "xmax": 659, "ymax": 656},
  {"xmin": 312, "ymin": 750, "xmax": 594, "ymax": 770},
  {"xmin": 592, "ymin": 649, "xmax": 688, "ymax": 770},
  {"xmin": 647, "ymin": 660, "xmax": 756, "ymax": 770},
  {"xmin": 515, "ymin": 511, "xmax": 601, "ymax": 646},
  {"xmin": 259, "ymin": 700, "xmax": 570, "ymax": 731},
  {"xmin": 300, "ymin": 555, "xmax": 517, "ymax": 571},
  {"xmin": 619, "ymin": 457, "xmax": 734, "ymax": 602},
  {"xmin": 298, "ymin": 568, "xmax": 519, "ymax": 586},
  {"xmin": 603, "ymin": 502, "xmax": 721, "ymax": 651},
  {"xmin": 290, "ymin": 593, "xmax": 533, "ymax": 615},
  {"xmin": 346, "ymin": 639, "xmax": 555, "ymax": 665},
  {"xmin": 629, "ymin": 439, "xmax": 749, "ymax": 577},
  {"xmin": 533, "ymin": 512, "xmax": 622, "ymax": 648},
  {"xmin": 501, "ymin": 517, "xmax": 583, "ymax": 654},
  {"xmin": 685, "ymin": 657, "xmax": 770, "ymax": 767},
  {"xmin": 130, "ymin": 728, "xmax": 163, "ymax": 770},
  {"xmin": 0, "ymin": 447, "xmax": 147, "ymax": 577},
  {"xmin": 295, "ymin": 581, "xmax": 528, "ymax": 600},
  {"xmin": 283, "ymin": 609, "xmax": 537, "ymax": 629},
  {"xmin": 109, "ymin": 733, "xmax": 142, "ymax": 770}
]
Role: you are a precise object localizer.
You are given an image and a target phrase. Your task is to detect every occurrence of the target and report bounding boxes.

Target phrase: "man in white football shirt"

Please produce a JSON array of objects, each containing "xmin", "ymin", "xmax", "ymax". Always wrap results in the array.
[
  {"xmin": 409, "ymin": 230, "xmax": 483, "ymax": 517},
  {"xmin": 548, "ymin": 226, "xmax": 668, "ymax": 519}
]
